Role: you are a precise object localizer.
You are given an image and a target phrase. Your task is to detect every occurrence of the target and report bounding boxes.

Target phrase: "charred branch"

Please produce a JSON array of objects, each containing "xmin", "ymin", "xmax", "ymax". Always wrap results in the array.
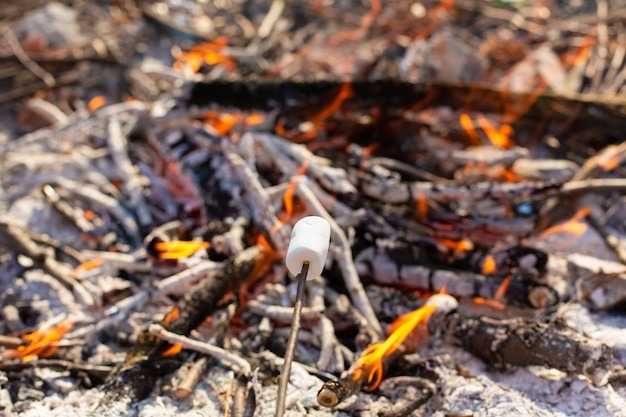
[{"xmin": 440, "ymin": 312, "xmax": 614, "ymax": 386}]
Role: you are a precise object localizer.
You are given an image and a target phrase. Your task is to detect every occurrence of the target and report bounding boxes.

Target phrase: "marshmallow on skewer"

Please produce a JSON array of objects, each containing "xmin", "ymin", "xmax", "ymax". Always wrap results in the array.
[{"xmin": 286, "ymin": 216, "xmax": 331, "ymax": 280}]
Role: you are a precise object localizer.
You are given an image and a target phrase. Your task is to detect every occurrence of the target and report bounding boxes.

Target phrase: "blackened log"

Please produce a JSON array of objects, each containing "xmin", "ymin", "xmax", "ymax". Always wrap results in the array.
[
  {"xmin": 186, "ymin": 79, "xmax": 626, "ymax": 151},
  {"xmin": 441, "ymin": 313, "xmax": 613, "ymax": 386}
]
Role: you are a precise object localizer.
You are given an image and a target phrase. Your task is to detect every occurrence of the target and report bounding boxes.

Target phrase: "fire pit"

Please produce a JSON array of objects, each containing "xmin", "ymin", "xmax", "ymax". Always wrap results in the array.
[{"xmin": 1, "ymin": 1, "xmax": 626, "ymax": 416}]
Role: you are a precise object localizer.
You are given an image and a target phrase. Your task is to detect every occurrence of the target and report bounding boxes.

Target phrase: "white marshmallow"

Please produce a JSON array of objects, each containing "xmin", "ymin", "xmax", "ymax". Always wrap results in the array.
[{"xmin": 286, "ymin": 216, "xmax": 331, "ymax": 280}]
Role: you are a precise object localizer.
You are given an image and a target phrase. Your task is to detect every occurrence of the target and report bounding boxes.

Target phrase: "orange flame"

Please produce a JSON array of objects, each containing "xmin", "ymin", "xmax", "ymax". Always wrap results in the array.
[
  {"xmin": 541, "ymin": 207, "xmax": 590, "ymax": 238},
  {"xmin": 3, "ymin": 318, "xmax": 74, "ymax": 361},
  {"xmin": 154, "ymin": 241, "xmax": 211, "ymax": 259},
  {"xmin": 352, "ymin": 304, "xmax": 437, "ymax": 391},
  {"xmin": 482, "ymin": 254, "xmax": 496, "ymax": 275}
]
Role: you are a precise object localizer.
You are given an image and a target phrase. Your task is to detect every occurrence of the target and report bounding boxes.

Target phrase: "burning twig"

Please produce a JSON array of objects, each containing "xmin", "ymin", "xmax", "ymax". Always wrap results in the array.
[
  {"xmin": 318, "ymin": 294, "xmax": 458, "ymax": 407},
  {"xmin": 2, "ymin": 316, "xmax": 75, "ymax": 361}
]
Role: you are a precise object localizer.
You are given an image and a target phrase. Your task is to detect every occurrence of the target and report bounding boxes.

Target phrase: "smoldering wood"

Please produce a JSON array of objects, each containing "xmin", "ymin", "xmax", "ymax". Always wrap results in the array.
[
  {"xmin": 92, "ymin": 242, "xmax": 275, "ymax": 411},
  {"xmin": 439, "ymin": 312, "xmax": 614, "ymax": 386},
  {"xmin": 359, "ymin": 173, "xmax": 562, "ymax": 205},
  {"xmin": 355, "ymin": 244, "xmax": 556, "ymax": 308}
]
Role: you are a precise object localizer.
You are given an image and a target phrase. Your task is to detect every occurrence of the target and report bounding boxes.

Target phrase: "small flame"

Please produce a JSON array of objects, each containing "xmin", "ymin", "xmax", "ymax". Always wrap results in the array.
[
  {"xmin": 475, "ymin": 115, "xmax": 515, "ymax": 149},
  {"xmin": 436, "ymin": 238, "xmax": 473, "ymax": 257},
  {"xmin": 154, "ymin": 241, "xmax": 211, "ymax": 259},
  {"xmin": 246, "ymin": 235, "xmax": 282, "ymax": 287},
  {"xmin": 359, "ymin": 142, "xmax": 380, "ymax": 172},
  {"xmin": 541, "ymin": 207, "xmax": 590, "ymax": 238},
  {"xmin": 271, "ymin": 156, "xmax": 310, "ymax": 235},
  {"xmin": 88, "ymin": 96, "xmax": 107, "ymax": 111},
  {"xmin": 472, "ymin": 297, "xmax": 505, "ymax": 309},
  {"xmin": 459, "ymin": 113, "xmax": 481, "ymax": 145},
  {"xmin": 351, "ymin": 304, "xmax": 437, "ymax": 391},
  {"xmin": 494, "ymin": 275, "xmax": 511, "ymax": 300},
  {"xmin": 310, "ymin": 83, "xmax": 352, "ymax": 123},
  {"xmin": 3, "ymin": 318, "xmax": 74, "ymax": 361},
  {"xmin": 163, "ymin": 306, "xmax": 180, "ymax": 325},
  {"xmin": 73, "ymin": 257, "xmax": 105, "ymax": 277},
  {"xmin": 472, "ymin": 273, "xmax": 509, "ymax": 309},
  {"xmin": 482, "ymin": 254, "xmax": 496, "ymax": 275},
  {"xmin": 173, "ymin": 37, "xmax": 234, "ymax": 73},
  {"xmin": 160, "ymin": 343, "xmax": 183, "ymax": 357},
  {"xmin": 562, "ymin": 35, "xmax": 596, "ymax": 68}
]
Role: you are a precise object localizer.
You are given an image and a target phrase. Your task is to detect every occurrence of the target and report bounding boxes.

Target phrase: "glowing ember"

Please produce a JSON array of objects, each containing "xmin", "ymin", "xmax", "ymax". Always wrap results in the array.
[
  {"xmin": 87, "ymin": 96, "xmax": 107, "ymax": 111},
  {"xmin": 541, "ymin": 207, "xmax": 590, "ymax": 238},
  {"xmin": 351, "ymin": 304, "xmax": 438, "ymax": 391},
  {"xmin": 482, "ymin": 254, "xmax": 496, "ymax": 275},
  {"xmin": 154, "ymin": 241, "xmax": 211, "ymax": 259},
  {"xmin": 3, "ymin": 318, "xmax": 75, "ymax": 361}
]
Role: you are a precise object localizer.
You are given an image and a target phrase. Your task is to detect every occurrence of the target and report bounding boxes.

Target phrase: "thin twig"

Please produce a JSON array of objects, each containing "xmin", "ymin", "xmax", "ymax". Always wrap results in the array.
[
  {"xmin": 294, "ymin": 178, "xmax": 384, "ymax": 338},
  {"xmin": 148, "ymin": 324, "xmax": 251, "ymax": 376},
  {"xmin": 2, "ymin": 28, "xmax": 55, "ymax": 87}
]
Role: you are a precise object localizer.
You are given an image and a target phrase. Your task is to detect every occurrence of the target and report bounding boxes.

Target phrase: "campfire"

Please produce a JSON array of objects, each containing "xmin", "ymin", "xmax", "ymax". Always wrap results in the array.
[{"xmin": 1, "ymin": 1, "xmax": 626, "ymax": 416}]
